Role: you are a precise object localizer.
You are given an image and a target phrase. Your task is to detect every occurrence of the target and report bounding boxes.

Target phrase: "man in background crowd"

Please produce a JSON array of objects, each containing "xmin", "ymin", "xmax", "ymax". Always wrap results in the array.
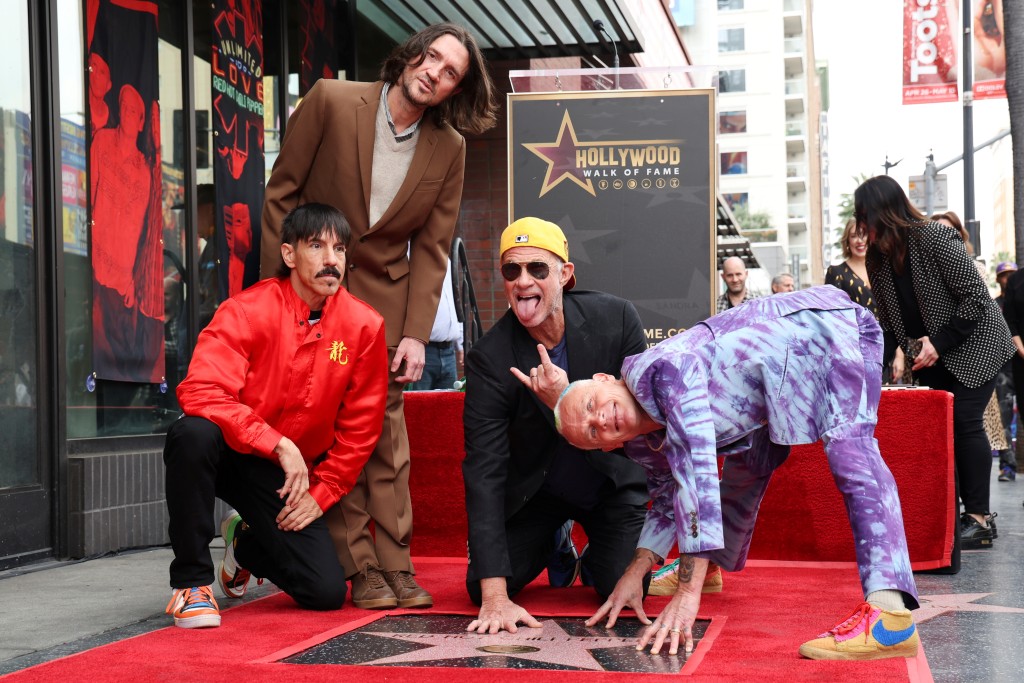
[
  {"xmin": 995, "ymin": 261, "xmax": 1017, "ymax": 482},
  {"xmin": 771, "ymin": 272, "xmax": 795, "ymax": 293},
  {"xmin": 405, "ymin": 257, "xmax": 463, "ymax": 390},
  {"xmin": 716, "ymin": 256, "xmax": 759, "ymax": 313}
]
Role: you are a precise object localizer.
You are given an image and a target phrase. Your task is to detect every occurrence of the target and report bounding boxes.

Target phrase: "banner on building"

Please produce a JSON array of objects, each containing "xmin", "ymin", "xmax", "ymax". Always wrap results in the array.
[
  {"xmin": 300, "ymin": 0, "xmax": 339, "ymax": 95},
  {"xmin": 902, "ymin": 0, "xmax": 959, "ymax": 104},
  {"xmin": 508, "ymin": 90, "xmax": 716, "ymax": 341},
  {"xmin": 86, "ymin": 0, "xmax": 164, "ymax": 384},
  {"xmin": 972, "ymin": 0, "xmax": 1006, "ymax": 99},
  {"xmin": 212, "ymin": 0, "xmax": 265, "ymax": 297}
]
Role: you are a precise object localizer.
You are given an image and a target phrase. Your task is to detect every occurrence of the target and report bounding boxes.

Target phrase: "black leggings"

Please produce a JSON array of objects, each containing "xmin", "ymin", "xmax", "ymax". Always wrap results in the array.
[{"xmin": 915, "ymin": 364, "xmax": 996, "ymax": 516}]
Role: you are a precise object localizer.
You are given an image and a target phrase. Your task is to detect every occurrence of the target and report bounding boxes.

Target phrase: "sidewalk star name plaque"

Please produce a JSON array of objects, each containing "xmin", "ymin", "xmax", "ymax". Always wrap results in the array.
[{"xmin": 281, "ymin": 614, "xmax": 709, "ymax": 673}]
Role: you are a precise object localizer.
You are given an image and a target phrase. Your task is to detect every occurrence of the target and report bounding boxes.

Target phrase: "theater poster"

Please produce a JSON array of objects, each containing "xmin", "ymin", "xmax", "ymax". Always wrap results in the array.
[
  {"xmin": 972, "ymin": 0, "xmax": 1006, "ymax": 100},
  {"xmin": 300, "ymin": 0, "xmax": 339, "ymax": 96},
  {"xmin": 86, "ymin": 0, "xmax": 164, "ymax": 384},
  {"xmin": 212, "ymin": 0, "xmax": 264, "ymax": 296},
  {"xmin": 901, "ymin": 0, "xmax": 959, "ymax": 104},
  {"xmin": 508, "ymin": 90, "xmax": 715, "ymax": 345}
]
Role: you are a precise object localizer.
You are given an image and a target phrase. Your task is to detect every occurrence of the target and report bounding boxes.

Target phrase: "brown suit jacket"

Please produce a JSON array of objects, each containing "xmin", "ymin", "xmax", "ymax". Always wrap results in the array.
[{"xmin": 261, "ymin": 79, "xmax": 467, "ymax": 346}]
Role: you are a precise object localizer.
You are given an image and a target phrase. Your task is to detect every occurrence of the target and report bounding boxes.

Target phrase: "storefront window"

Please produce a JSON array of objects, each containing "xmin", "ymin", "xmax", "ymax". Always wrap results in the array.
[
  {"xmin": 0, "ymin": 0, "xmax": 40, "ymax": 486},
  {"xmin": 61, "ymin": 0, "xmax": 187, "ymax": 437}
]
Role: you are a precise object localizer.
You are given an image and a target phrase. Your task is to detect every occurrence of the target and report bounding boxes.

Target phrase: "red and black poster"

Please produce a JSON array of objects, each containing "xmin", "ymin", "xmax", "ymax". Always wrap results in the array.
[
  {"xmin": 300, "ymin": 0, "xmax": 339, "ymax": 96},
  {"xmin": 901, "ymin": 0, "xmax": 959, "ymax": 104},
  {"xmin": 212, "ymin": 0, "xmax": 264, "ymax": 296},
  {"xmin": 86, "ymin": 0, "xmax": 164, "ymax": 384}
]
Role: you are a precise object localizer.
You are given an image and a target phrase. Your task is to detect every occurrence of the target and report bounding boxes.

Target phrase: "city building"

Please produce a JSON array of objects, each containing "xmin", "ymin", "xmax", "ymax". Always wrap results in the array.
[{"xmin": 677, "ymin": 0, "xmax": 824, "ymax": 289}]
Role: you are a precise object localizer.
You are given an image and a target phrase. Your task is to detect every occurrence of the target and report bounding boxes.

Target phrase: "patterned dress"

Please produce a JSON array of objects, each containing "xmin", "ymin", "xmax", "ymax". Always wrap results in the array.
[
  {"xmin": 825, "ymin": 262, "xmax": 876, "ymax": 315},
  {"xmin": 826, "ymin": 261, "xmax": 914, "ymax": 384},
  {"xmin": 623, "ymin": 286, "xmax": 919, "ymax": 606}
]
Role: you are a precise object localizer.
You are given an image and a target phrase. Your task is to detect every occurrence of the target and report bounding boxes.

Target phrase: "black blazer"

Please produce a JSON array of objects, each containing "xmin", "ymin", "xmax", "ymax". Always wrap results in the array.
[
  {"xmin": 1001, "ymin": 268, "xmax": 1024, "ymax": 338},
  {"xmin": 867, "ymin": 221, "xmax": 1013, "ymax": 388},
  {"xmin": 462, "ymin": 290, "xmax": 649, "ymax": 579}
]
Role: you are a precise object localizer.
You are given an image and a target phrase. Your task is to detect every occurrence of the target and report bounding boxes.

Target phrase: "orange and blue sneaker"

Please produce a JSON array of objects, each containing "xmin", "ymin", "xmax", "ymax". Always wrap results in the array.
[
  {"xmin": 165, "ymin": 585, "xmax": 221, "ymax": 629},
  {"xmin": 799, "ymin": 602, "xmax": 919, "ymax": 660},
  {"xmin": 219, "ymin": 510, "xmax": 253, "ymax": 599},
  {"xmin": 648, "ymin": 559, "xmax": 723, "ymax": 596}
]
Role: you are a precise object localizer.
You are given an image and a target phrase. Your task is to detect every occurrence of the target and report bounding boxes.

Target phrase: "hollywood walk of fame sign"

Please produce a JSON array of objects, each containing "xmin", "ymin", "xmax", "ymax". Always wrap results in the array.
[
  {"xmin": 281, "ymin": 614, "xmax": 710, "ymax": 673},
  {"xmin": 508, "ymin": 87, "xmax": 716, "ymax": 341}
]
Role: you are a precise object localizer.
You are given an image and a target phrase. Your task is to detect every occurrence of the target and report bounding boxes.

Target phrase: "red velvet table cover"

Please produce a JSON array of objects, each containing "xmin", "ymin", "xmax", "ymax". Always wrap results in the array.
[{"xmin": 405, "ymin": 389, "xmax": 954, "ymax": 569}]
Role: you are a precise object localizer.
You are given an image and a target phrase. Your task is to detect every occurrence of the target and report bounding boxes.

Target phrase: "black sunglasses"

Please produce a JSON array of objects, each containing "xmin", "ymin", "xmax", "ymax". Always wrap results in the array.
[{"xmin": 500, "ymin": 261, "xmax": 551, "ymax": 281}]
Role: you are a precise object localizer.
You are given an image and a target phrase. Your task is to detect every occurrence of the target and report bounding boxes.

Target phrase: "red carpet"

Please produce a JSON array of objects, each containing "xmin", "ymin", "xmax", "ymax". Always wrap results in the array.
[
  {"xmin": 406, "ymin": 390, "xmax": 955, "ymax": 568},
  {"xmin": 2, "ymin": 391, "xmax": 944, "ymax": 681},
  {"xmin": 1, "ymin": 559, "xmax": 931, "ymax": 682}
]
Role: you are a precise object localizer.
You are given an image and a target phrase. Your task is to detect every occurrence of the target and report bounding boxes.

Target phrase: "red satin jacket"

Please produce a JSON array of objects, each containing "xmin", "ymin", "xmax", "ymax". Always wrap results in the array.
[{"xmin": 177, "ymin": 277, "xmax": 388, "ymax": 510}]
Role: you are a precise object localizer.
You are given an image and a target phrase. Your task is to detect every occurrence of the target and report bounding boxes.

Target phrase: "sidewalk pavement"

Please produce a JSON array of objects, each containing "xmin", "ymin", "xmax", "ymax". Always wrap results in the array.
[{"xmin": 0, "ymin": 539, "xmax": 274, "ymax": 675}]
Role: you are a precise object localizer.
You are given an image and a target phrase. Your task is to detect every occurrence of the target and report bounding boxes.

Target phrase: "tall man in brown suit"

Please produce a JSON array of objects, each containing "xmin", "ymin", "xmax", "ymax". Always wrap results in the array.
[{"xmin": 261, "ymin": 23, "xmax": 497, "ymax": 608}]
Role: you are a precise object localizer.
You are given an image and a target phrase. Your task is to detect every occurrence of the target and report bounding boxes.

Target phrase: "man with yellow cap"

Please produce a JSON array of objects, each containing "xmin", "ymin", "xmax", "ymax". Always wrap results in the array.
[{"xmin": 462, "ymin": 217, "xmax": 651, "ymax": 634}]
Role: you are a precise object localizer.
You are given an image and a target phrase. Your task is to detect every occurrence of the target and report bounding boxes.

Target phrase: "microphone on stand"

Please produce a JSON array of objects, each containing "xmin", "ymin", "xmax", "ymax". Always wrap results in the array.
[{"xmin": 593, "ymin": 19, "xmax": 619, "ymax": 89}]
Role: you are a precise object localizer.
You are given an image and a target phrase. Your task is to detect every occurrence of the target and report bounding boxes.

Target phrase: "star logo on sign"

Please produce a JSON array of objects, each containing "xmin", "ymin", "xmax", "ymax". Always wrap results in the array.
[{"xmin": 523, "ymin": 110, "xmax": 596, "ymax": 198}]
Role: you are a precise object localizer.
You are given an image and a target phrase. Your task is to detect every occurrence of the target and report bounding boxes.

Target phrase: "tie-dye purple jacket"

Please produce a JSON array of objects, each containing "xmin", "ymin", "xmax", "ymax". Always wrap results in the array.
[{"xmin": 622, "ymin": 286, "xmax": 881, "ymax": 558}]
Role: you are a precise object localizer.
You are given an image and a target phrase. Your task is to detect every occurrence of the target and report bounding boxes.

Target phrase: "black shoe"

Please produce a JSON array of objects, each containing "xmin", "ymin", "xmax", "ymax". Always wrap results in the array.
[
  {"xmin": 578, "ymin": 544, "xmax": 593, "ymax": 586},
  {"xmin": 986, "ymin": 512, "xmax": 998, "ymax": 539},
  {"xmin": 960, "ymin": 514, "xmax": 995, "ymax": 549},
  {"xmin": 961, "ymin": 511, "xmax": 999, "ymax": 539},
  {"xmin": 547, "ymin": 520, "xmax": 580, "ymax": 587}
]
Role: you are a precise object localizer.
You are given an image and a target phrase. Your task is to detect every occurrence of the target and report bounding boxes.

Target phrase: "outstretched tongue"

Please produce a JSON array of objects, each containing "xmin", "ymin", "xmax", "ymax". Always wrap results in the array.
[{"xmin": 515, "ymin": 295, "xmax": 541, "ymax": 319}]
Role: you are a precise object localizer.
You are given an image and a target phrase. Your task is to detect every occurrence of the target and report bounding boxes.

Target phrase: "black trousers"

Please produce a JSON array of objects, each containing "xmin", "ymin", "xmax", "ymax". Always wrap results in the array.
[
  {"xmin": 164, "ymin": 416, "xmax": 346, "ymax": 610},
  {"xmin": 995, "ymin": 362, "xmax": 1016, "ymax": 471},
  {"xmin": 467, "ymin": 488, "xmax": 650, "ymax": 604},
  {"xmin": 1012, "ymin": 355, "xmax": 1024, "ymax": 470},
  {"xmin": 915, "ymin": 365, "xmax": 996, "ymax": 516}
]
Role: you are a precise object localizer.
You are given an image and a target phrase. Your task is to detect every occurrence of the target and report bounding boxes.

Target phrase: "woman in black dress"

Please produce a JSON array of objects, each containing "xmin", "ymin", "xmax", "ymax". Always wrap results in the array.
[{"xmin": 826, "ymin": 218, "xmax": 906, "ymax": 380}]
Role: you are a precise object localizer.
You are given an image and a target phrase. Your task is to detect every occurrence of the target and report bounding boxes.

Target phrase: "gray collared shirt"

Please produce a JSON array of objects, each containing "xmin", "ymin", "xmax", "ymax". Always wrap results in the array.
[{"xmin": 381, "ymin": 82, "xmax": 423, "ymax": 142}]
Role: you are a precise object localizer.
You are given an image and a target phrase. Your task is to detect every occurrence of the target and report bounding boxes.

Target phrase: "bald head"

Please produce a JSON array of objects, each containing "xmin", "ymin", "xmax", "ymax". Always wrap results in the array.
[
  {"xmin": 721, "ymin": 257, "xmax": 748, "ymax": 296},
  {"xmin": 554, "ymin": 374, "xmax": 652, "ymax": 451}
]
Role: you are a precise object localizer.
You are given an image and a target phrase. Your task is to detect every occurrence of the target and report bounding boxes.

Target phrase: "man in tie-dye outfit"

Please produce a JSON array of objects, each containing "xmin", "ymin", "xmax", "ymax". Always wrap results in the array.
[{"xmin": 543, "ymin": 286, "xmax": 920, "ymax": 661}]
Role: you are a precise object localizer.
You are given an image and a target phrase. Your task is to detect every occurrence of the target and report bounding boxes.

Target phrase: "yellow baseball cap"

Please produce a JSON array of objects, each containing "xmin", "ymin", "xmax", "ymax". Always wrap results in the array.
[{"xmin": 499, "ymin": 217, "xmax": 575, "ymax": 289}]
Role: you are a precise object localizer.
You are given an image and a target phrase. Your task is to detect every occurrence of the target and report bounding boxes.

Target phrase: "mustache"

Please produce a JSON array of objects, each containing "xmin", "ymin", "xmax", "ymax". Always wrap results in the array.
[{"xmin": 316, "ymin": 267, "xmax": 342, "ymax": 278}]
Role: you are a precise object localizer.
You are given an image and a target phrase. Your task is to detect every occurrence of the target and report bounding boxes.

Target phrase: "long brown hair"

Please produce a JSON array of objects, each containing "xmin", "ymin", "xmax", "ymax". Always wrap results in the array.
[
  {"xmin": 380, "ymin": 23, "xmax": 498, "ymax": 135},
  {"xmin": 854, "ymin": 175, "xmax": 926, "ymax": 275},
  {"xmin": 931, "ymin": 210, "xmax": 974, "ymax": 255}
]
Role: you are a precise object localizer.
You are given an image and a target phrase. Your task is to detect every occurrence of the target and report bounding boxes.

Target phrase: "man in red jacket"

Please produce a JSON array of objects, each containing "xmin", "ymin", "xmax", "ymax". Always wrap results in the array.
[{"xmin": 163, "ymin": 203, "xmax": 388, "ymax": 628}]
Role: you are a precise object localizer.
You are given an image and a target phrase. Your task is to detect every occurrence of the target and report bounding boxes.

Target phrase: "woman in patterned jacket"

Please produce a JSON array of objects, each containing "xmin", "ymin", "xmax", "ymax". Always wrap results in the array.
[{"xmin": 856, "ymin": 175, "xmax": 1014, "ymax": 549}]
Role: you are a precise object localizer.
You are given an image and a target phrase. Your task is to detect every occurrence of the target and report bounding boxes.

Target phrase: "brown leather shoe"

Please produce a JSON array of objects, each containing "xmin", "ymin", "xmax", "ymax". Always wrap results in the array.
[
  {"xmin": 350, "ymin": 566, "xmax": 398, "ymax": 609},
  {"xmin": 383, "ymin": 570, "xmax": 433, "ymax": 608}
]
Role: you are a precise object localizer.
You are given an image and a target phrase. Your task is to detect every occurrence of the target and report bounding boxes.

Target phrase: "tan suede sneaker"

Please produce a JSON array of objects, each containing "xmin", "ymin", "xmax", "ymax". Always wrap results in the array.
[
  {"xmin": 350, "ymin": 566, "xmax": 399, "ymax": 609},
  {"xmin": 799, "ymin": 602, "xmax": 919, "ymax": 661},
  {"xmin": 383, "ymin": 570, "xmax": 433, "ymax": 608},
  {"xmin": 649, "ymin": 560, "xmax": 723, "ymax": 596}
]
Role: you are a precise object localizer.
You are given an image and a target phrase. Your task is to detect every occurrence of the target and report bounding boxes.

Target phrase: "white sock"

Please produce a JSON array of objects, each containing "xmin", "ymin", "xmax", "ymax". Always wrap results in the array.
[{"xmin": 867, "ymin": 589, "xmax": 905, "ymax": 611}]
